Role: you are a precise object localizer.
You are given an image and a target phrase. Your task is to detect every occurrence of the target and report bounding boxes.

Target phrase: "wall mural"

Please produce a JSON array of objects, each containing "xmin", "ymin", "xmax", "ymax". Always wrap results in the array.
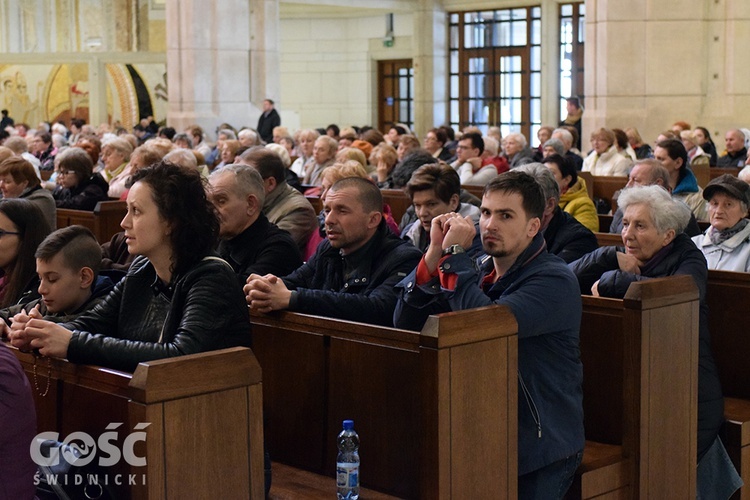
[{"xmin": 0, "ymin": 63, "xmax": 167, "ymax": 129}]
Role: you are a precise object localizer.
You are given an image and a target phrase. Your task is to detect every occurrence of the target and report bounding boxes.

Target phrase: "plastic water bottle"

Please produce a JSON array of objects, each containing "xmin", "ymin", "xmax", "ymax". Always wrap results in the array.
[{"xmin": 336, "ymin": 419, "xmax": 360, "ymax": 500}]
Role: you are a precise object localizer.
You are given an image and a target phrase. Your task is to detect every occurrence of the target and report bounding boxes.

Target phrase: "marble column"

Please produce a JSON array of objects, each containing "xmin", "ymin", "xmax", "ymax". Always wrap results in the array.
[
  {"xmin": 583, "ymin": 0, "xmax": 750, "ymax": 144},
  {"xmin": 412, "ymin": 0, "xmax": 447, "ymax": 139},
  {"xmin": 166, "ymin": 0, "xmax": 280, "ymax": 138}
]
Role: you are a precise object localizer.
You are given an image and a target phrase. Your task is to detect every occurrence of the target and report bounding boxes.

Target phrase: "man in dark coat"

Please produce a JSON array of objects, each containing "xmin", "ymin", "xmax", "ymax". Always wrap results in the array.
[
  {"xmin": 244, "ymin": 177, "xmax": 421, "ymax": 327},
  {"xmin": 256, "ymin": 99, "xmax": 281, "ymax": 144}
]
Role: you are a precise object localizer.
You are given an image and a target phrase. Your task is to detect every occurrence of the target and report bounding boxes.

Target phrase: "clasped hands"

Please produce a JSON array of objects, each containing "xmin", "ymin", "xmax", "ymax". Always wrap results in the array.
[
  {"xmin": 6, "ymin": 305, "xmax": 72, "ymax": 358},
  {"xmin": 244, "ymin": 274, "xmax": 292, "ymax": 313},
  {"xmin": 424, "ymin": 212, "xmax": 476, "ymax": 273}
]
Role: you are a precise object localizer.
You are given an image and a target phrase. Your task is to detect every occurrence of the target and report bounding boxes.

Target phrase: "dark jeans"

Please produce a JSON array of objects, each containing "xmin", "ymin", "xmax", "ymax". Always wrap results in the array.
[{"xmin": 518, "ymin": 450, "xmax": 583, "ymax": 500}]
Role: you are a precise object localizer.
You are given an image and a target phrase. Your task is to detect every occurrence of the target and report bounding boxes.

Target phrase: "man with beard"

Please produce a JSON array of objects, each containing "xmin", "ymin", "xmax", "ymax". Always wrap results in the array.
[{"xmin": 393, "ymin": 171, "xmax": 584, "ymax": 499}]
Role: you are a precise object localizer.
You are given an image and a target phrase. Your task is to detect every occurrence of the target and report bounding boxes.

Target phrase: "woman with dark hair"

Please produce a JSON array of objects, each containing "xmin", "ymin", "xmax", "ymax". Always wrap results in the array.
[
  {"xmin": 52, "ymin": 147, "xmax": 109, "ymax": 210},
  {"xmin": 543, "ymin": 154, "xmax": 598, "ymax": 232},
  {"xmin": 0, "ymin": 199, "xmax": 52, "ymax": 308},
  {"xmin": 0, "ymin": 156, "xmax": 56, "ymax": 228},
  {"xmin": 693, "ymin": 126, "xmax": 718, "ymax": 166},
  {"xmin": 9, "ymin": 161, "xmax": 252, "ymax": 372}
]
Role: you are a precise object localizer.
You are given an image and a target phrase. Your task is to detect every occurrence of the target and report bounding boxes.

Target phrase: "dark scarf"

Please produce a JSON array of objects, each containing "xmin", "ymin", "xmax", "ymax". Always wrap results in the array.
[{"xmin": 708, "ymin": 218, "xmax": 749, "ymax": 245}]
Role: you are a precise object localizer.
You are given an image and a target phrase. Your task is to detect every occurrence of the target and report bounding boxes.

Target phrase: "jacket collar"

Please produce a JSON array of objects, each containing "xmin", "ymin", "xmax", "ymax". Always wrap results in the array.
[{"xmin": 219, "ymin": 213, "xmax": 271, "ymax": 270}]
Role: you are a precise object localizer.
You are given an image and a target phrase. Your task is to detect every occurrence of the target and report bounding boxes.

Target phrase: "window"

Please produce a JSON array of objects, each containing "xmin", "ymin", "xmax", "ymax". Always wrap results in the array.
[
  {"xmin": 378, "ymin": 60, "xmax": 414, "ymax": 133},
  {"xmin": 448, "ymin": 7, "xmax": 541, "ymax": 141},
  {"xmin": 559, "ymin": 3, "xmax": 585, "ymax": 120}
]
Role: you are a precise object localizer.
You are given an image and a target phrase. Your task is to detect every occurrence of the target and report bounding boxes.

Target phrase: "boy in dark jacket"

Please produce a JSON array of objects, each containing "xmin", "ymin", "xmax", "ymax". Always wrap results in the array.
[{"xmin": 1, "ymin": 225, "xmax": 115, "ymax": 330}]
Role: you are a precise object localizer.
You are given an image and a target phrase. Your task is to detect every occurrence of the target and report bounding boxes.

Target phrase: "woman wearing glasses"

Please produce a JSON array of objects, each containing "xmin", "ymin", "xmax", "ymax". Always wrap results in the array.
[
  {"xmin": 0, "ymin": 199, "xmax": 51, "ymax": 309},
  {"xmin": 52, "ymin": 147, "xmax": 109, "ymax": 210},
  {"xmin": 9, "ymin": 161, "xmax": 251, "ymax": 372}
]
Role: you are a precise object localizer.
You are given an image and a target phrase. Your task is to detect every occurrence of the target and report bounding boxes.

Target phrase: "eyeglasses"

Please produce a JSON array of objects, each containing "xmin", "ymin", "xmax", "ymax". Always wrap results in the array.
[
  {"xmin": 57, "ymin": 170, "xmax": 75, "ymax": 176},
  {"xmin": 0, "ymin": 229, "xmax": 20, "ymax": 238}
]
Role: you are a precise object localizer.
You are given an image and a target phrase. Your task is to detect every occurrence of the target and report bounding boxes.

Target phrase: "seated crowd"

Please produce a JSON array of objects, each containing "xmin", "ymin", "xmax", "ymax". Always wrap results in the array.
[{"xmin": 2, "ymin": 113, "xmax": 750, "ymax": 499}]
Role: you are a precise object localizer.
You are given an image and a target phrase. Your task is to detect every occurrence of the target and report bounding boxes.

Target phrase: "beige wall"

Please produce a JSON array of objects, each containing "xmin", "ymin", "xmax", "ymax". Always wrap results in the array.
[
  {"xmin": 584, "ymin": 0, "xmax": 750, "ymax": 148},
  {"xmin": 3, "ymin": 0, "xmax": 750, "ymax": 148}
]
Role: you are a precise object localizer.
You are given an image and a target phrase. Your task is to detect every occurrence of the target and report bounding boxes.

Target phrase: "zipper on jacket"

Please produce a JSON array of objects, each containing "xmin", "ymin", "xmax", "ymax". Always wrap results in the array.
[{"xmin": 518, "ymin": 370, "xmax": 542, "ymax": 438}]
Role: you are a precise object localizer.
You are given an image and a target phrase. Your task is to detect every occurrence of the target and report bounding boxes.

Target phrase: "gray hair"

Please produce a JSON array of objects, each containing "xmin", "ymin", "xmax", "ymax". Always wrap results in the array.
[
  {"xmin": 173, "ymin": 133, "xmax": 193, "ymax": 148},
  {"xmin": 211, "ymin": 163, "xmax": 266, "ymax": 205},
  {"xmin": 552, "ymin": 128, "xmax": 573, "ymax": 149},
  {"xmin": 543, "ymin": 138, "xmax": 565, "ymax": 156},
  {"xmin": 4, "ymin": 136, "xmax": 28, "ymax": 154},
  {"xmin": 265, "ymin": 143, "xmax": 291, "ymax": 168},
  {"xmin": 515, "ymin": 162, "xmax": 560, "ymax": 203},
  {"xmin": 102, "ymin": 137, "xmax": 134, "ymax": 160},
  {"xmin": 617, "ymin": 185, "xmax": 691, "ymax": 234},
  {"xmin": 483, "ymin": 136, "xmax": 499, "ymax": 156},
  {"xmin": 217, "ymin": 129, "xmax": 237, "ymax": 141},
  {"xmin": 506, "ymin": 132, "xmax": 528, "ymax": 149},
  {"xmin": 315, "ymin": 135, "xmax": 339, "ymax": 155},
  {"xmin": 164, "ymin": 149, "xmax": 197, "ymax": 169},
  {"xmin": 238, "ymin": 129, "xmax": 258, "ymax": 145}
]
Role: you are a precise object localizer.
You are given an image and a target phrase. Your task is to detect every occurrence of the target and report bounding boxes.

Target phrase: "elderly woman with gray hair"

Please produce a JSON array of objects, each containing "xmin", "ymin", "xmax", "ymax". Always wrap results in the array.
[
  {"xmin": 570, "ymin": 185, "xmax": 741, "ymax": 499},
  {"xmin": 691, "ymin": 174, "xmax": 750, "ymax": 272}
]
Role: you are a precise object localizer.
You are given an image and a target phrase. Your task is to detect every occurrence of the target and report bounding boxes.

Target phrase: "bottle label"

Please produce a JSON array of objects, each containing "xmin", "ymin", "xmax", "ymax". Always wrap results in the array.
[{"xmin": 336, "ymin": 463, "xmax": 359, "ymax": 488}]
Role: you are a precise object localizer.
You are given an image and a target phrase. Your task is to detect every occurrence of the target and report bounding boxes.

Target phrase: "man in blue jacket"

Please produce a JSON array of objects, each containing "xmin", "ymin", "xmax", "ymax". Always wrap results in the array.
[{"xmin": 394, "ymin": 171, "xmax": 584, "ymax": 499}]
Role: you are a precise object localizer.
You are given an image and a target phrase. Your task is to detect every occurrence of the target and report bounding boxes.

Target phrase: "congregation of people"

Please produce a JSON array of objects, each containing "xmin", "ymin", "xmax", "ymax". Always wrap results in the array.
[{"xmin": 2, "ymin": 96, "xmax": 750, "ymax": 498}]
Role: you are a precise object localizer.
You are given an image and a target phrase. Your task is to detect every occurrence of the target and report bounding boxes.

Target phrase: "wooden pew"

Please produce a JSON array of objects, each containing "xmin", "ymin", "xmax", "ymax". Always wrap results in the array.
[
  {"xmin": 306, "ymin": 195, "xmax": 322, "ymax": 214},
  {"xmin": 693, "ymin": 163, "xmax": 710, "ymax": 188},
  {"xmin": 591, "ymin": 175, "xmax": 628, "ymax": 213},
  {"xmin": 706, "ymin": 270, "xmax": 750, "ymax": 498},
  {"xmin": 462, "ymin": 184, "xmax": 485, "ymax": 199},
  {"xmin": 711, "ymin": 167, "xmax": 741, "ymax": 180},
  {"xmin": 594, "ymin": 231, "xmax": 622, "ymax": 247},
  {"xmin": 9, "ymin": 346, "xmax": 265, "ymax": 499},
  {"xmin": 380, "ymin": 188, "xmax": 411, "ymax": 226},
  {"xmin": 572, "ymin": 276, "xmax": 699, "ymax": 499},
  {"xmin": 56, "ymin": 200, "xmax": 127, "ymax": 244},
  {"xmin": 251, "ymin": 307, "xmax": 519, "ymax": 499}
]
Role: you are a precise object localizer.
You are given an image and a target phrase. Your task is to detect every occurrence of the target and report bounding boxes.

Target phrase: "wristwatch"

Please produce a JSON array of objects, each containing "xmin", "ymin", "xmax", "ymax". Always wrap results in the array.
[{"xmin": 441, "ymin": 244, "xmax": 465, "ymax": 257}]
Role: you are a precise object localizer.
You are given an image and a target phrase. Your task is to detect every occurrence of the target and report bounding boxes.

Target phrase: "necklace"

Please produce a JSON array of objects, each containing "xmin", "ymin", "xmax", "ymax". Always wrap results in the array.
[{"xmin": 32, "ymin": 352, "xmax": 51, "ymax": 397}]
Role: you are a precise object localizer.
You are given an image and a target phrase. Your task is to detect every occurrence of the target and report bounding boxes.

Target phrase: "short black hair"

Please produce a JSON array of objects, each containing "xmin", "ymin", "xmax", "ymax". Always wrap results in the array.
[
  {"xmin": 35, "ymin": 225, "xmax": 101, "ymax": 280},
  {"xmin": 461, "ymin": 132, "xmax": 484, "ymax": 156},
  {"xmin": 390, "ymin": 150, "xmax": 437, "ymax": 188},
  {"xmin": 326, "ymin": 124, "xmax": 340, "ymax": 136},
  {"xmin": 656, "ymin": 138, "xmax": 688, "ymax": 171},
  {"xmin": 484, "ymin": 170, "xmax": 546, "ymax": 220},
  {"xmin": 131, "ymin": 161, "xmax": 219, "ymax": 277},
  {"xmin": 542, "ymin": 153, "xmax": 577, "ymax": 186}
]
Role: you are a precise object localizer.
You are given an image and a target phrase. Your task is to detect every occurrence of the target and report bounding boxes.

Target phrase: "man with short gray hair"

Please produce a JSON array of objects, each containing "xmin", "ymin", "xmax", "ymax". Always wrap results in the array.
[
  {"xmin": 209, "ymin": 164, "xmax": 302, "ymax": 283},
  {"xmin": 516, "ymin": 163, "xmax": 598, "ymax": 262}
]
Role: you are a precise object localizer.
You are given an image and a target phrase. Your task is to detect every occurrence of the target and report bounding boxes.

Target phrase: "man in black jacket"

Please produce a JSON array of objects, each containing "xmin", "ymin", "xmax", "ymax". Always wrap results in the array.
[
  {"xmin": 256, "ymin": 99, "xmax": 280, "ymax": 144},
  {"xmin": 209, "ymin": 164, "xmax": 302, "ymax": 284},
  {"xmin": 516, "ymin": 163, "xmax": 598, "ymax": 263},
  {"xmin": 244, "ymin": 177, "xmax": 422, "ymax": 326}
]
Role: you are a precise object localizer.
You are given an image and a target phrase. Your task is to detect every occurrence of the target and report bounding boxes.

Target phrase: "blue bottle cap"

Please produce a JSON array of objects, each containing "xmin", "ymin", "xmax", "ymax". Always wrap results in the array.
[{"xmin": 343, "ymin": 419, "xmax": 354, "ymax": 430}]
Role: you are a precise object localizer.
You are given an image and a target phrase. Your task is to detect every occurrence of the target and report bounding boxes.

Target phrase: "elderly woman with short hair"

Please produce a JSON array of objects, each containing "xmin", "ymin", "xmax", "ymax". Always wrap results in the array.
[
  {"xmin": 100, "ymin": 138, "xmax": 133, "ymax": 188},
  {"xmin": 692, "ymin": 174, "xmax": 750, "ymax": 271},
  {"xmin": 290, "ymin": 129, "xmax": 319, "ymax": 178},
  {"xmin": 570, "ymin": 185, "xmax": 740, "ymax": 499},
  {"xmin": 0, "ymin": 156, "xmax": 56, "ymax": 228},
  {"xmin": 582, "ymin": 127, "xmax": 632, "ymax": 176}
]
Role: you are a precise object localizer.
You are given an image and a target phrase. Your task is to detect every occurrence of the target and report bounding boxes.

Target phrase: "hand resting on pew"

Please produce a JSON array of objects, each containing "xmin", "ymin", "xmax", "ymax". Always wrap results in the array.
[{"xmin": 244, "ymin": 273, "xmax": 292, "ymax": 313}]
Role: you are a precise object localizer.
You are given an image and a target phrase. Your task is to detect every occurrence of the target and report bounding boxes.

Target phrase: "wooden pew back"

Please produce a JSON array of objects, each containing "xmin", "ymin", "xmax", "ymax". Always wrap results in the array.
[
  {"xmin": 380, "ymin": 188, "xmax": 411, "ymax": 226},
  {"xmin": 10, "ymin": 346, "xmax": 265, "ymax": 499},
  {"xmin": 573, "ymin": 276, "xmax": 699, "ymax": 499},
  {"xmin": 251, "ymin": 307, "xmax": 519, "ymax": 499},
  {"xmin": 56, "ymin": 200, "xmax": 127, "ymax": 244}
]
